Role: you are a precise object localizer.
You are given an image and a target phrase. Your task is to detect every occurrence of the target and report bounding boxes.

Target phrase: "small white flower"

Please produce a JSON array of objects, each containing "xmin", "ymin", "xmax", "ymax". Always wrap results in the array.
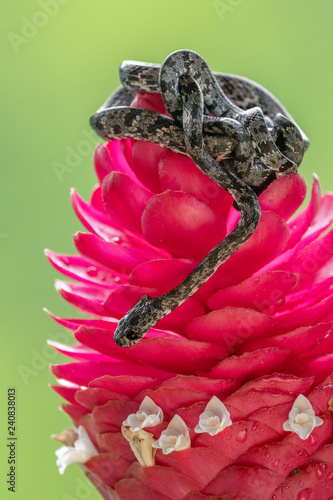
[
  {"xmin": 55, "ymin": 426, "xmax": 98, "ymax": 474},
  {"xmin": 123, "ymin": 396, "xmax": 163, "ymax": 431},
  {"xmin": 194, "ymin": 396, "xmax": 232, "ymax": 436},
  {"xmin": 152, "ymin": 415, "xmax": 191, "ymax": 455},
  {"xmin": 283, "ymin": 394, "xmax": 324, "ymax": 440}
]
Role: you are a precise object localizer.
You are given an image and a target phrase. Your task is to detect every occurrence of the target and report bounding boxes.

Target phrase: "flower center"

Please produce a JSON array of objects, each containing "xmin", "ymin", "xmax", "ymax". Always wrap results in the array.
[
  {"xmin": 166, "ymin": 435, "xmax": 178, "ymax": 446},
  {"xmin": 207, "ymin": 416, "xmax": 221, "ymax": 426},
  {"xmin": 295, "ymin": 413, "xmax": 309, "ymax": 425}
]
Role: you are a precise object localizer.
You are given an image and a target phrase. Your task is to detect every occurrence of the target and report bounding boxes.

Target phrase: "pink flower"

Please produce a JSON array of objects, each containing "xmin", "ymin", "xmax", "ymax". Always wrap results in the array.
[{"xmin": 48, "ymin": 91, "xmax": 333, "ymax": 499}]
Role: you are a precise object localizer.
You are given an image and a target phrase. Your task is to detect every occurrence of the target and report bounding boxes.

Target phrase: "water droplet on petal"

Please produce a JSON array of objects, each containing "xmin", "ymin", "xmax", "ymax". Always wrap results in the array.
[
  {"xmin": 328, "ymin": 472, "xmax": 333, "ymax": 480},
  {"xmin": 114, "ymin": 276, "xmax": 121, "ymax": 282},
  {"xmin": 264, "ymin": 451, "xmax": 271, "ymax": 459},
  {"xmin": 316, "ymin": 464, "xmax": 327, "ymax": 479},
  {"xmin": 112, "ymin": 236, "xmax": 121, "ymax": 244},
  {"xmin": 87, "ymin": 266, "xmax": 98, "ymax": 277},
  {"xmin": 284, "ymin": 483, "xmax": 290, "ymax": 489},
  {"xmin": 308, "ymin": 434, "xmax": 317, "ymax": 446},
  {"xmin": 287, "ymin": 463, "xmax": 293, "ymax": 469},
  {"xmin": 297, "ymin": 450, "xmax": 305, "ymax": 456},
  {"xmin": 251, "ymin": 422, "xmax": 259, "ymax": 431},
  {"xmin": 236, "ymin": 429, "xmax": 248, "ymax": 443},
  {"xmin": 272, "ymin": 459, "xmax": 279, "ymax": 468},
  {"xmin": 297, "ymin": 488, "xmax": 312, "ymax": 500},
  {"xmin": 272, "ymin": 495, "xmax": 277, "ymax": 500}
]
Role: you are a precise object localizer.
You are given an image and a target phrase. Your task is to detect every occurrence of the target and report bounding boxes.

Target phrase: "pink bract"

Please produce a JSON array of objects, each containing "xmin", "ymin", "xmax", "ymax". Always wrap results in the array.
[{"xmin": 48, "ymin": 91, "xmax": 333, "ymax": 499}]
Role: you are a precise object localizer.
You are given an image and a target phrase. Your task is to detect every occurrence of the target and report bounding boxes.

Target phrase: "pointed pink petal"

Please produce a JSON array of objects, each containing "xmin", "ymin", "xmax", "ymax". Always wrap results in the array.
[
  {"xmin": 48, "ymin": 340, "xmax": 111, "ymax": 362},
  {"xmin": 128, "ymin": 462, "xmax": 202, "ymax": 500},
  {"xmin": 237, "ymin": 440, "xmax": 308, "ymax": 475},
  {"xmin": 75, "ymin": 387, "xmax": 129, "ymax": 409},
  {"xmin": 90, "ymin": 186, "xmax": 104, "ymax": 212},
  {"xmin": 51, "ymin": 385, "xmax": 79, "ymax": 405},
  {"xmin": 156, "ymin": 447, "xmax": 232, "ymax": 488},
  {"xmin": 275, "ymin": 294, "xmax": 333, "ymax": 333},
  {"xmin": 185, "ymin": 307, "xmax": 276, "ymax": 348},
  {"xmin": 237, "ymin": 374, "xmax": 314, "ymax": 397},
  {"xmin": 240, "ymin": 322, "xmax": 333, "ymax": 356},
  {"xmin": 61, "ymin": 403, "xmax": 90, "ymax": 426},
  {"xmin": 278, "ymin": 225, "xmax": 333, "ymax": 289},
  {"xmin": 72, "ymin": 188, "xmax": 167, "ymax": 257},
  {"xmin": 56, "ymin": 280, "xmax": 108, "ymax": 316},
  {"xmin": 299, "ymin": 353, "xmax": 333, "ymax": 384},
  {"xmin": 308, "ymin": 192, "xmax": 333, "ymax": 234},
  {"xmin": 160, "ymin": 375, "xmax": 237, "ymax": 396},
  {"xmin": 208, "ymin": 271, "xmax": 299, "ymax": 314},
  {"xmin": 85, "ymin": 453, "xmax": 131, "ymax": 488},
  {"xmin": 89, "ymin": 375, "xmax": 158, "ymax": 397},
  {"xmin": 74, "ymin": 326, "xmax": 131, "ymax": 361},
  {"xmin": 203, "ymin": 466, "xmax": 283, "ymax": 497},
  {"xmin": 307, "ymin": 373, "xmax": 333, "ymax": 412},
  {"xmin": 211, "ymin": 212, "xmax": 290, "ymax": 289},
  {"xmin": 142, "ymin": 191, "xmax": 227, "ymax": 259},
  {"xmin": 258, "ymin": 174, "xmax": 306, "ymax": 221},
  {"xmin": 158, "ymin": 150, "xmax": 233, "ymax": 219},
  {"xmin": 85, "ymin": 470, "xmax": 118, "ymax": 500},
  {"xmin": 74, "ymin": 232, "xmax": 148, "ymax": 275},
  {"xmin": 131, "ymin": 141, "xmax": 167, "ymax": 192},
  {"xmin": 287, "ymin": 175, "xmax": 321, "ymax": 248},
  {"xmin": 45, "ymin": 308, "xmax": 116, "ymax": 331},
  {"xmin": 102, "ymin": 172, "xmax": 153, "ymax": 234},
  {"xmin": 103, "ymin": 285, "xmax": 161, "ymax": 317},
  {"xmin": 207, "ymin": 348, "xmax": 289, "ymax": 382},
  {"xmin": 71, "ymin": 188, "xmax": 129, "ymax": 244},
  {"xmin": 115, "ymin": 478, "xmax": 170, "ymax": 500},
  {"xmin": 97, "ymin": 431, "xmax": 136, "ymax": 462},
  {"xmin": 94, "ymin": 143, "xmax": 114, "ymax": 184},
  {"xmin": 195, "ymin": 420, "xmax": 280, "ymax": 460},
  {"xmin": 135, "ymin": 386, "xmax": 210, "ymax": 414},
  {"xmin": 50, "ymin": 361, "xmax": 171, "ymax": 387},
  {"xmin": 128, "ymin": 337, "xmax": 228, "ymax": 374},
  {"xmin": 224, "ymin": 390, "xmax": 294, "ymax": 418},
  {"xmin": 45, "ymin": 250, "xmax": 123, "ymax": 287},
  {"xmin": 106, "ymin": 139, "xmax": 144, "ymax": 183},
  {"xmin": 92, "ymin": 399, "xmax": 140, "ymax": 432},
  {"xmin": 128, "ymin": 258, "xmax": 197, "ymax": 293},
  {"xmin": 248, "ymin": 403, "xmax": 295, "ymax": 435}
]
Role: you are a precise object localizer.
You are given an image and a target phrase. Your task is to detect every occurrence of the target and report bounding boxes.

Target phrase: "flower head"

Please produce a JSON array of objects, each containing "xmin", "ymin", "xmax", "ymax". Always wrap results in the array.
[
  {"xmin": 283, "ymin": 394, "xmax": 323, "ymax": 440},
  {"xmin": 123, "ymin": 396, "xmax": 163, "ymax": 431},
  {"xmin": 48, "ymin": 91, "xmax": 333, "ymax": 499},
  {"xmin": 152, "ymin": 415, "xmax": 191, "ymax": 455},
  {"xmin": 194, "ymin": 396, "xmax": 232, "ymax": 436},
  {"xmin": 54, "ymin": 426, "xmax": 98, "ymax": 474}
]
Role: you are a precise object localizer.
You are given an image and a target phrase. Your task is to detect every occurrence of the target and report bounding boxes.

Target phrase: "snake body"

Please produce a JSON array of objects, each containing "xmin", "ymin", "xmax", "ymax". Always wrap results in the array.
[{"xmin": 89, "ymin": 50, "xmax": 308, "ymax": 346}]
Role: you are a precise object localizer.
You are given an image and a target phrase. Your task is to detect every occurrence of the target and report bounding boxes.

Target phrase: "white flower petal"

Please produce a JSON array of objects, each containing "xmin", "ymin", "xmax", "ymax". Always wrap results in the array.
[
  {"xmin": 123, "ymin": 396, "xmax": 164, "ymax": 432},
  {"xmin": 194, "ymin": 396, "xmax": 232, "ymax": 436},
  {"xmin": 283, "ymin": 394, "xmax": 324, "ymax": 441},
  {"xmin": 152, "ymin": 415, "xmax": 190, "ymax": 455},
  {"xmin": 55, "ymin": 426, "xmax": 98, "ymax": 474}
]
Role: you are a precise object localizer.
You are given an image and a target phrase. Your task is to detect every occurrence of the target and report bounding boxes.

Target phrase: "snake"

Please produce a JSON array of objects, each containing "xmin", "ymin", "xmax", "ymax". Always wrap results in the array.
[{"xmin": 89, "ymin": 50, "xmax": 308, "ymax": 346}]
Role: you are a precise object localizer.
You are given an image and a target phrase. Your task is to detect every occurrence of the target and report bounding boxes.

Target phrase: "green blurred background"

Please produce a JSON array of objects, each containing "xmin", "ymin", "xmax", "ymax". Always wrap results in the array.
[{"xmin": 1, "ymin": 0, "xmax": 332, "ymax": 498}]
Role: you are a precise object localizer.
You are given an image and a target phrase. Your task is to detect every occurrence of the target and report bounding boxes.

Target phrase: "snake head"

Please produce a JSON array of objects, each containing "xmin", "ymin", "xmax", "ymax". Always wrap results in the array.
[{"xmin": 113, "ymin": 295, "xmax": 165, "ymax": 347}]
